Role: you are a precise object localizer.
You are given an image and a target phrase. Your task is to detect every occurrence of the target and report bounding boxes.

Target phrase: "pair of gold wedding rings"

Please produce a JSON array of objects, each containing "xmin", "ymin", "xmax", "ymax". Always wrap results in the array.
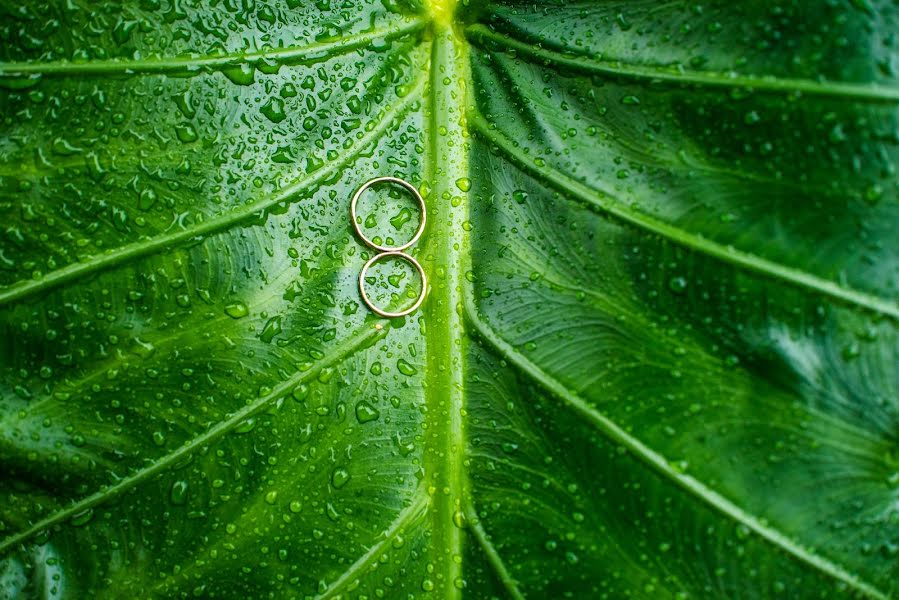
[{"xmin": 350, "ymin": 177, "xmax": 427, "ymax": 318}]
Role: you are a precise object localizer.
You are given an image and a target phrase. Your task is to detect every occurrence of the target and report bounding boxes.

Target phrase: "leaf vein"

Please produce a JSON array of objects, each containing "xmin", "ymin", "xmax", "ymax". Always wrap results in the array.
[
  {"xmin": 468, "ymin": 110, "xmax": 899, "ymax": 319},
  {"xmin": 466, "ymin": 25, "xmax": 899, "ymax": 102},
  {"xmin": 316, "ymin": 491, "xmax": 429, "ymax": 600},
  {"xmin": 0, "ymin": 20, "xmax": 425, "ymax": 77},
  {"xmin": 465, "ymin": 503, "xmax": 526, "ymax": 600},
  {"xmin": 0, "ymin": 77, "xmax": 426, "ymax": 307},
  {"xmin": 462, "ymin": 294, "xmax": 888, "ymax": 600},
  {"xmin": 0, "ymin": 324, "xmax": 388, "ymax": 554}
]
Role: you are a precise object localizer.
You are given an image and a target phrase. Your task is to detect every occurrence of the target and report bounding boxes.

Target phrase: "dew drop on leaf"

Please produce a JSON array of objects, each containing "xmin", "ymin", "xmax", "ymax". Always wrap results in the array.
[
  {"xmin": 221, "ymin": 63, "xmax": 256, "ymax": 85},
  {"xmin": 260, "ymin": 97, "xmax": 287, "ymax": 123},
  {"xmin": 70, "ymin": 509, "xmax": 94, "ymax": 527},
  {"xmin": 174, "ymin": 124, "xmax": 198, "ymax": 143},
  {"xmin": 137, "ymin": 188, "xmax": 158, "ymax": 211},
  {"xmin": 331, "ymin": 468, "xmax": 350, "ymax": 488},
  {"xmin": 170, "ymin": 480, "xmax": 189, "ymax": 505},
  {"xmin": 390, "ymin": 207, "xmax": 412, "ymax": 230},
  {"xmin": 260, "ymin": 316, "xmax": 282, "ymax": 343},
  {"xmin": 452, "ymin": 510, "xmax": 467, "ymax": 528},
  {"xmin": 396, "ymin": 359, "xmax": 417, "ymax": 376},
  {"xmin": 0, "ymin": 74, "xmax": 42, "ymax": 90},
  {"xmin": 224, "ymin": 302, "xmax": 248, "ymax": 319},
  {"xmin": 668, "ymin": 276, "xmax": 687, "ymax": 293},
  {"xmin": 235, "ymin": 418, "xmax": 256, "ymax": 434},
  {"xmin": 355, "ymin": 401, "xmax": 380, "ymax": 424}
]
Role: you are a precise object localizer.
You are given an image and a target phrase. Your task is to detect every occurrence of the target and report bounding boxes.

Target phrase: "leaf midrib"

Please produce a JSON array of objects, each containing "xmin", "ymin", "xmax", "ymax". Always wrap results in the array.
[{"xmin": 421, "ymin": 20, "xmax": 471, "ymax": 600}]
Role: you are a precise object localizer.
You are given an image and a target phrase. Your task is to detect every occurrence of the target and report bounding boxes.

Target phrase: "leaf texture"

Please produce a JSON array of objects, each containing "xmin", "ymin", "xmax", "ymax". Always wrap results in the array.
[{"xmin": 1, "ymin": 1, "xmax": 897, "ymax": 598}]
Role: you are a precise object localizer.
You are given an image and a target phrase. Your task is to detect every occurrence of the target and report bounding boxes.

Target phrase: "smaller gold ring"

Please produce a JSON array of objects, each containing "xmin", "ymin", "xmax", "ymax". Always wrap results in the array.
[
  {"xmin": 358, "ymin": 251, "xmax": 427, "ymax": 318},
  {"xmin": 350, "ymin": 177, "xmax": 426, "ymax": 252}
]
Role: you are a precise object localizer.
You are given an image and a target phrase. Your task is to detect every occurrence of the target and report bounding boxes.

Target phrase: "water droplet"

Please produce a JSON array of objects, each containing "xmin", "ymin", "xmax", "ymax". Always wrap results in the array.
[
  {"xmin": 394, "ymin": 432, "xmax": 415, "ymax": 456},
  {"xmin": 326, "ymin": 503, "xmax": 340, "ymax": 521},
  {"xmin": 222, "ymin": 63, "xmax": 256, "ymax": 86},
  {"xmin": 175, "ymin": 90, "xmax": 195, "ymax": 118},
  {"xmin": 0, "ymin": 74, "xmax": 42, "ymax": 90},
  {"xmin": 175, "ymin": 124, "xmax": 198, "ymax": 143},
  {"xmin": 452, "ymin": 511, "xmax": 467, "ymax": 528},
  {"xmin": 389, "ymin": 207, "xmax": 412, "ymax": 230},
  {"xmin": 318, "ymin": 367, "xmax": 334, "ymax": 383},
  {"xmin": 51, "ymin": 138, "xmax": 81, "ymax": 156},
  {"xmin": 842, "ymin": 343, "xmax": 861, "ymax": 360},
  {"xmin": 235, "ymin": 417, "xmax": 256, "ymax": 433},
  {"xmin": 331, "ymin": 467, "xmax": 350, "ymax": 489},
  {"xmin": 668, "ymin": 276, "xmax": 687, "ymax": 293},
  {"xmin": 170, "ymin": 480, "xmax": 189, "ymax": 505},
  {"xmin": 260, "ymin": 316, "xmax": 283, "ymax": 343},
  {"xmin": 396, "ymin": 359, "xmax": 417, "ymax": 376},
  {"xmin": 70, "ymin": 508, "xmax": 94, "ymax": 527},
  {"xmin": 260, "ymin": 97, "xmax": 287, "ymax": 123},
  {"xmin": 355, "ymin": 401, "xmax": 380, "ymax": 424},
  {"xmin": 138, "ymin": 188, "xmax": 158, "ymax": 211},
  {"xmin": 85, "ymin": 152, "xmax": 106, "ymax": 180},
  {"xmin": 224, "ymin": 302, "xmax": 248, "ymax": 319},
  {"xmin": 131, "ymin": 338, "xmax": 156, "ymax": 359},
  {"xmin": 863, "ymin": 184, "xmax": 883, "ymax": 204}
]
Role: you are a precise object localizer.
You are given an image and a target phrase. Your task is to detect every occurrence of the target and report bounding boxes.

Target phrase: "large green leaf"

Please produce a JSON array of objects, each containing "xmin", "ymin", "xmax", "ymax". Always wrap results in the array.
[{"xmin": 1, "ymin": 0, "xmax": 897, "ymax": 597}]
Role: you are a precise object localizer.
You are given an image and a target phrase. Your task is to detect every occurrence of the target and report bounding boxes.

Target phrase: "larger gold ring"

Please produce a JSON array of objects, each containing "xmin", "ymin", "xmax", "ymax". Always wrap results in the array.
[
  {"xmin": 350, "ymin": 177, "xmax": 426, "ymax": 252},
  {"xmin": 358, "ymin": 251, "xmax": 427, "ymax": 318}
]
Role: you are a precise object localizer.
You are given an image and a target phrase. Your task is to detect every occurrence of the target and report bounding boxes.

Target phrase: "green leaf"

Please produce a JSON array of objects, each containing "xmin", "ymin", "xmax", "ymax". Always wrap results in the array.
[{"xmin": 1, "ymin": 0, "xmax": 897, "ymax": 598}]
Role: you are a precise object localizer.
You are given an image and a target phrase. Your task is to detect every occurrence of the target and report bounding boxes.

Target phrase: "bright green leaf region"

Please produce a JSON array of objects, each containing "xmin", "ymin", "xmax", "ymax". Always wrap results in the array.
[{"xmin": 1, "ymin": 0, "xmax": 898, "ymax": 598}]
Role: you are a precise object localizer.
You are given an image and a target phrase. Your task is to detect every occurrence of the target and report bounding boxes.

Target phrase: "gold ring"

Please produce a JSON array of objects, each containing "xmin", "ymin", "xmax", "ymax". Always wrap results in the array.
[
  {"xmin": 350, "ymin": 177, "xmax": 426, "ymax": 252},
  {"xmin": 358, "ymin": 251, "xmax": 427, "ymax": 318}
]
